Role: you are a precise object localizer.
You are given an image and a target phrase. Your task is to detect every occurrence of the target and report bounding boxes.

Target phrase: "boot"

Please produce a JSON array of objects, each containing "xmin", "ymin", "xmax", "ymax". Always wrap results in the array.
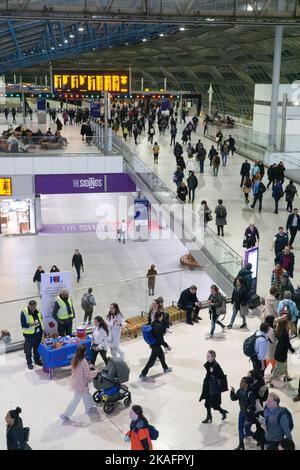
[
  {"xmin": 202, "ymin": 413, "xmax": 212, "ymax": 424},
  {"xmin": 221, "ymin": 409, "xmax": 229, "ymax": 421},
  {"xmin": 234, "ymin": 438, "xmax": 245, "ymax": 450}
]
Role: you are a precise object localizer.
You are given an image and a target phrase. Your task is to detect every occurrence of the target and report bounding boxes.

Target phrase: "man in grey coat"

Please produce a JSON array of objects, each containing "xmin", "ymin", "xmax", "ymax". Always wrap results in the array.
[{"xmin": 214, "ymin": 199, "xmax": 227, "ymax": 237}]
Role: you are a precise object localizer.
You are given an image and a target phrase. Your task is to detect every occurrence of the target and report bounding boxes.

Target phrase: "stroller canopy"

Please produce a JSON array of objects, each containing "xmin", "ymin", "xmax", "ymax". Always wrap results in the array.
[{"xmin": 102, "ymin": 358, "xmax": 130, "ymax": 385}]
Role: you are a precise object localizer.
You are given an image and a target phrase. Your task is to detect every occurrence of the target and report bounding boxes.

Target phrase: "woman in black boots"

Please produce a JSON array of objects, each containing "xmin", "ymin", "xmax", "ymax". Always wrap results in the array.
[{"xmin": 199, "ymin": 350, "xmax": 228, "ymax": 423}]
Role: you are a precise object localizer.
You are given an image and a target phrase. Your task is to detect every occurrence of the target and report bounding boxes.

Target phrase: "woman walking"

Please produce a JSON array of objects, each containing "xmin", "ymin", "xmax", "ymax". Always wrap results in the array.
[
  {"xmin": 208, "ymin": 285, "xmax": 226, "ymax": 338},
  {"xmin": 269, "ymin": 318, "xmax": 295, "ymax": 387},
  {"xmin": 199, "ymin": 350, "xmax": 228, "ymax": 423},
  {"xmin": 59, "ymin": 344, "xmax": 98, "ymax": 422},
  {"xmin": 107, "ymin": 303, "xmax": 125, "ymax": 360},
  {"xmin": 125, "ymin": 405, "xmax": 153, "ymax": 450},
  {"xmin": 147, "ymin": 299, "xmax": 171, "ymax": 353},
  {"xmin": 200, "ymin": 200, "xmax": 212, "ymax": 229},
  {"xmin": 90, "ymin": 316, "xmax": 109, "ymax": 366},
  {"xmin": 264, "ymin": 315, "xmax": 277, "ymax": 373},
  {"xmin": 152, "ymin": 142, "xmax": 160, "ymax": 165},
  {"xmin": 6, "ymin": 407, "xmax": 30, "ymax": 450},
  {"xmin": 243, "ymin": 177, "xmax": 252, "ymax": 205}
]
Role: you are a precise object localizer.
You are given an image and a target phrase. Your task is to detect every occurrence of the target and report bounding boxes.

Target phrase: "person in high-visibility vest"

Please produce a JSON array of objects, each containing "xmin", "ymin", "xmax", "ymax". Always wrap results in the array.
[
  {"xmin": 20, "ymin": 300, "xmax": 44, "ymax": 370},
  {"xmin": 52, "ymin": 288, "xmax": 75, "ymax": 337}
]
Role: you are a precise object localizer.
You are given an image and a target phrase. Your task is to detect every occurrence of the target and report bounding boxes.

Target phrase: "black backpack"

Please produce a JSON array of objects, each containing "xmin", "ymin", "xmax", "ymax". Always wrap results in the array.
[
  {"xmin": 243, "ymin": 332, "xmax": 264, "ymax": 358},
  {"xmin": 259, "ymin": 182, "xmax": 266, "ymax": 193}
]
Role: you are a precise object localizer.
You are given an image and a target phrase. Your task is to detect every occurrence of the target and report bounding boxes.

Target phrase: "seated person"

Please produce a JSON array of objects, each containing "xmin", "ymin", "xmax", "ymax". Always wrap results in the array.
[
  {"xmin": 0, "ymin": 329, "xmax": 11, "ymax": 345},
  {"xmin": 54, "ymin": 130, "xmax": 68, "ymax": 146},
  {"xmin": 7, "ymin": 131, "xmax": 29, "ymax": 152},
  {"xmin": 45, "ymin": 128, "xmax": 53, "ymax": 136},
  {"xmin": 177, "ymin": 285, "xmax": 202, "ymax": 325}
]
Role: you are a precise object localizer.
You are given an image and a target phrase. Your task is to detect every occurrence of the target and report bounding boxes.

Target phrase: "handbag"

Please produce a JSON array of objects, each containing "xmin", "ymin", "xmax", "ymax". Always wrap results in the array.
[
  {"xmin": 218, "ymin": 374, "xmax": 228, "ymax": 393},
  {"xmin": 216, "ymin": 300, "xmax": 226, "ymax": 317},
  {"xmin": 243, "ymin": 238, "xmax": 248, "ymax": 248}
]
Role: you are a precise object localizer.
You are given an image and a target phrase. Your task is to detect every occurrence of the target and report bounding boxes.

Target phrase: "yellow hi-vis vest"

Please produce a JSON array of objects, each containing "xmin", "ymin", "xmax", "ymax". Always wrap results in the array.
[
  {"xmin": 56, "ymin": 296, "xmax": 74, "ymax": 321},
  {"xmin": 22, "ymin": 308, "xmax": 44, "ymax": 335}
]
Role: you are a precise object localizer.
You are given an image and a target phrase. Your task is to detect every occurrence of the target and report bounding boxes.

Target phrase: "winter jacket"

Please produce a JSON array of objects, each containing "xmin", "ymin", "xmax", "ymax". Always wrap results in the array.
[
  {"xmin": 230, "ymin": 388, "xmax": 256, "ymax": 419},
  {"xmin": 277, "ymin": 299, "xmax": 299, "ymax": 322},
  {"xmin": 237, "ymin": 267, "xmax": 253, "ymax": 292},
  {"xmin": 272, "ymin": 182, "xmax": 284, "ymax": 200},
  {"xmin": 286, "ymin": 213, "xmax": 300, "ymax": 231},
  {"xmin": 187, "ymin": 174, "xmax": 198, "ymax": 189},
  {"xmin": 231, "ymin": 285, "xmax": 249, "ymax": 308},
  {"xmin": 178, "ymin": 288, "xmax": 200, "ymax": 309},
  {"xmin": 240, "ymin": 162, "xmax": 250, "ymax": 176},
  {"xmin": 274, "ymin": 330, "xmax": 295, "ymax": 362}
]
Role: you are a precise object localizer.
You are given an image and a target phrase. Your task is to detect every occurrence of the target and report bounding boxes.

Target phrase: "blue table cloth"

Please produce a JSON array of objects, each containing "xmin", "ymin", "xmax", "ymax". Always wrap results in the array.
[{"xmin": 38, "ymin": 337, "xmax": 92, "ymax": 369}]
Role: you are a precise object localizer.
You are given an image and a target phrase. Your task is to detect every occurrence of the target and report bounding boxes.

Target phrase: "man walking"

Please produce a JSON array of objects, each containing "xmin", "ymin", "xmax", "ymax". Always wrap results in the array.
[
  {"xmin": 271, "ymin": 226, "xmax": 289, "ymax": 259},
  {"xmin": 286, "ymin": 208, "xmax": 300, "ymax": 248},
  {"xmin": 240, "ymin": 159, "xmax": 251, "ymax": 188},
  {"xmin": 250, "ymin": 177, "xmax": 265, "ymax": 213},
  {"xmin": 81, "ymin": 287, "xmax": 96, "ymax": 325},
  {"xmin": 187, "ymin": 171, "xmax": 198, "ymax": 204},
  {"xmin": 170, "ymin": 125, "xmax": 177, "ymax": 146},
  {"xmin": 197, "ymin": 145, "xmax": 207, "ymax": 174},
  {"xmin": 72, "ymin": 249, "xmax": 84, "ymax": 282},
  {"xmin": 21, "ymin": 300, "xmax": 44, "ymax": 370}
]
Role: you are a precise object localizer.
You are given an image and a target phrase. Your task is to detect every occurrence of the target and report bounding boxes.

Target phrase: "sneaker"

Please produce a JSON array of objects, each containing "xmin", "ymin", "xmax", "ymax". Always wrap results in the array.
[
  {"xmin": 139, "ymin": 374, "xmax": 147, "ymax": 381},
  {"xmin": 166, "ymin": 346, "xmax": 172, "ymax": 351},
  {"xmin": 59, "ymin": 415, "xmax": 71, "ymax": 423},
  {"xmin": 227, "ymin": 324, "xmax": 232, "ymax": 329},
  {"xmin": 27, "ymin": 364, "xmax": 34, "ymax": 370},
  {"xmin": 240, "ymin": 323, "xmax": 247, "ymax": 329},
  {"xmin": 164, "ymin": 367, "xmax": 172, "ymax": 374},
  {"xmin": 34, "ymin": 360, "xmax": 43, "ymax": 366}
]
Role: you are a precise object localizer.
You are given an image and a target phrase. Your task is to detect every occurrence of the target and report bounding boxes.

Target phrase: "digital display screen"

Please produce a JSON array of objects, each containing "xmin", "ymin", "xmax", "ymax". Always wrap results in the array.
[
  {"xmin": 246, "ymin": 247, "xmax": 259, "ymax": 279},
  {"xmin": 53, "ymin": 71, "xmax": 129, "ymax": 94},
  {"xmin": 0, "ymin": 178, "xmax": 12, "ymax": 196}
]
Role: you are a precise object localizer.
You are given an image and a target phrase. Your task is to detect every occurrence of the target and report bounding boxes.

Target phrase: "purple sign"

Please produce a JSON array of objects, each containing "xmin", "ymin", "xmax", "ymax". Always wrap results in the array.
[{"xmin": 35, "ymin": 173, "xmax": 136, "ymax": 194}]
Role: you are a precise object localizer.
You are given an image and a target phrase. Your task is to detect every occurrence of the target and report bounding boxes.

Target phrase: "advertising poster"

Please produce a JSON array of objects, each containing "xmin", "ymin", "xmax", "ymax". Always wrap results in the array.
[
  {"xmin": 41, "ymin": 272, "xmax": 72, "ymax": 335},
  {"xmin": 244, "ymin": 246, "xmax": 259, "ymax": 294},
  {"xmin": 134, "ymin": 198, "xmax": 150, "ymax": 241}
]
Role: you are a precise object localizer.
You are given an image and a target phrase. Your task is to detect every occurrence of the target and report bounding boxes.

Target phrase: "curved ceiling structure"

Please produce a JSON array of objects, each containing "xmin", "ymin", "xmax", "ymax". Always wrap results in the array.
[{"xmin": 1, "ymin": 1, "xmax": 300, "ymax": 116}]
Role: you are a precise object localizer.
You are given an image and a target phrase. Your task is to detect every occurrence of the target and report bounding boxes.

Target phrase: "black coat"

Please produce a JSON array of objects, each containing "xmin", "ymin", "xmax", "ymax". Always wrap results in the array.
[
  {"xmin": 187, "ymin": 174, "xmax": 198, "ymax": 189},
  {"xmin": 274, "ymin": 331, "xmax": 295, "ymax": 362},
  {"xmin": 240, "ymin": 162, "xmax": 250, "ymax": 177},
  {"xmin": 6, "ymin": 419, "xmax": 25, "ymax": 450},
  {"xmin": 150, "ymin": 320, "xmax": 165, "ymax": 347},
  {"xmin": 178, "ymin": 288, "xmax": 199, "ymax": 308},
  {"xmin": 231, "ymin": 285, "xmax": 249, "ymax": 308},
  {"xmin": 200, "ymin": 361, "xmax": 225, "ymax": 409},
  {"xmin": 286, "ymin": 213, "xmax": 300, "ymax": 231}
]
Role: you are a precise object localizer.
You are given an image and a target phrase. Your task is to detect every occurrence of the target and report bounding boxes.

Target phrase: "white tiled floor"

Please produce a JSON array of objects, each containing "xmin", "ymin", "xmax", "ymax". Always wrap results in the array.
[{"xmin": 0, "ymin": 314, "xmax": 299, "ymax": 450}]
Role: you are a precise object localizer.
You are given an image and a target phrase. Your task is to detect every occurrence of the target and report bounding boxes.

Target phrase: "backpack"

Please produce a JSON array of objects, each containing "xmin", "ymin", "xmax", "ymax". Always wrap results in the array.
[
  {"xmin": 277, "ymin": 407, "xmax": 294, "ymax": 431},
  {"xmin": 280, "ymin": 303, "xmax": 292, "ymax": 320},
  {"xmin": 243, "ymin": 332, "xmax": 263, "ymax": 357},
  {"xmin": 248, "ymin": 294, "xmax": 261, "ymax": 310},
  {"xmin": 217, "ymin": 206, "xmax": 226, "ymax": 218},
  {"xmin": 259, "ymin": 182, "xmax": 266, "ymax": 193},
  {"xmin": 148, "ymin": 424, "xmax": 159, "ymax": 440},
  {"xmin": 142, "ymin": 325, "xmax": 156, "ymax": 346},
  {"xmin": 81, "ymin": 293, "xmax": 92, "ymax": 310}
]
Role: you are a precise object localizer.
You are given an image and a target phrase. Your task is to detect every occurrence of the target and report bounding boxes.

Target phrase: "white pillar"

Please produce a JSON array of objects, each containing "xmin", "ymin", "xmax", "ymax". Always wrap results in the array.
[
  {"xmin": 269, "ymin": 26, "xmax": 283, "ymax": 149},
  {"xmin": 164, "ymin": 77, "xmax": 167, "ymax": 92},
  {"xmin": 141, "ymin": 77, "xmax": 144, "ymax": 92},
  {"xmin": 208, "ymin": 84, "xmax": 213, "ymax": 116}
]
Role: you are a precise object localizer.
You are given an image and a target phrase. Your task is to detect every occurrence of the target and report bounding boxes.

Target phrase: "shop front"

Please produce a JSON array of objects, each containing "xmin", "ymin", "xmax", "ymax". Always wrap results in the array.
[{"xmin": 0, "ymin": 175, "xmax": 36, "ymax": 235}]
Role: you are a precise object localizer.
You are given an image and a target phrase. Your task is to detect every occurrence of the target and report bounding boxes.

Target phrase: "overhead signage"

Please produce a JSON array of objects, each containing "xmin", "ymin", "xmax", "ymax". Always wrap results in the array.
[
  {"xmin": 0, "ymin": 178, "xmax": 12, "ymax": 196},
  {"xmin": 53, "ymin": 70, "xmax": 129, "ymax": 94}
]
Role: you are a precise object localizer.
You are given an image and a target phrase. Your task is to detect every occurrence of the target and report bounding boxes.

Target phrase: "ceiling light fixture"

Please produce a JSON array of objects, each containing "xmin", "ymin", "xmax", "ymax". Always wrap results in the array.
[
  {"xmin": 69, "ymin": 34, "xmax": 75, "ymax": 38},
  {"xmin": 179, "ymin": 27, "xmax": 185, "ymax": 31},
  {"xmin": 78, "ymin": 26, "xmax": 84, "ymax": 32},
  {"xmin": 159, "ymin": 33, "xmax": 164, "ymax": 37},
  {"xmin": 64, "ymin": 39, "xmax": 68, "ymax": 43},
  {"xmin": 142, "ymin": 38, "xmax": 147, "ymax": 42}
]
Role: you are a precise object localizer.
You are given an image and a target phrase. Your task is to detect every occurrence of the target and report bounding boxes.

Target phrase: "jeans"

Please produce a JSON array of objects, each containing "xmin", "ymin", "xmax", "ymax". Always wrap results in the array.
[
  {"xmin": 210, "ymin": 308, "xmax": 225, "ymax": 336},
  {"xmin": 75, "ymin": 265, "xmax": 81, "ymax": 282},
  {"xmin": 141, "ymin": 345, "xmax": 168, "ymax": 376},
  {"xmin": 24, "ymin": 333, "xmax": 43, "ymax": 366},
  {"xmin": 251, "ymin": 194, "xmax": 262, "ymax": 211},
  {"xmin": 90, "ymin": 348, "xmax": 108, "ymax": 365},
  {"xmin": 58, "ymin": 320, "xmax": 73, "ymax": 337},
  {"xmin": 63, "ymin": 392, "xmax": 94, "ymax": 418},
  {"xmin": 229, "ymin": 305, "xmax": 247, "ymax": 327},
  {"xmin": 199, "ymin": 160, "xmax": 204, "ymax": 173},
  {"xmin": 213, "ymin": 166, "xmax": 219, "ymax": 176},
  {"xmin": 274, "ymin": 198, "xmax": 280, "ymax": 213},
  {"xmin": 188, "ymin": 188, "xmax": 195, "ymax": 202},
  {"xmin": 181, "ymin": 304, "xmax": 200, "ymax": 323},
  {"xmin": 84, "ymin": 309, "xmax": 93, "ymax": 324},
  {"xmin": 238, "ymin": 411, "xmax": 252, "ymax": 439},
  {"xmin": 266, "ymin": 441, "xmax": 280, "ymax": 450},
  {"xmin": 289, "ymin": 227, "xmax": 298, "ymax": 246},
  {"xmin": 221, "ymin": 153, "xmax": 228, "ymax": 166}
]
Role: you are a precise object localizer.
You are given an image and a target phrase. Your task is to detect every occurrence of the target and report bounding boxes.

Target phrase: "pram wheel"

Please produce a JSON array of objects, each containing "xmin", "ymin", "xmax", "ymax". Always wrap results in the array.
[
  {"xmin": 93, "ymin": 391, "xmax": 102, "ymax": 404},
  {"xmin": 103, "ymin": 401, "xmax": 115, "ymax": 414},
  {"xmin": 124, "ymin": 396, "xmax": 132, "ymax": 407}
]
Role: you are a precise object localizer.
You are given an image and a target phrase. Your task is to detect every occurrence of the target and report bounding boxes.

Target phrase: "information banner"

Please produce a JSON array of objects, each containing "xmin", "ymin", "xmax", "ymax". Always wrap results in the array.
[
  {"xmin": 134, "ymin": 198, "xmax": 150, "ymax": 241},
  {"xmin": 40, "ymin": 272, "xmax": 72, "ymax": 335}
]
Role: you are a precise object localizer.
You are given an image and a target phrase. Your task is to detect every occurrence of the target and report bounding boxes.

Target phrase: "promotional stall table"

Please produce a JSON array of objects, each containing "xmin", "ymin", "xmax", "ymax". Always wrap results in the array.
[{"xmin": 38, "ymin": 336, "xmax": 92, "ymax": 379}]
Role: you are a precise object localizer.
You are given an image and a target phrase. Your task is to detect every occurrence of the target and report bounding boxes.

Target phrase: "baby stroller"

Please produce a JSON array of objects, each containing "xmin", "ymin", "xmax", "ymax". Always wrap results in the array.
[{"xmin": 93, "ymin": 357, "xmax": 131, "ymax": 414}]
